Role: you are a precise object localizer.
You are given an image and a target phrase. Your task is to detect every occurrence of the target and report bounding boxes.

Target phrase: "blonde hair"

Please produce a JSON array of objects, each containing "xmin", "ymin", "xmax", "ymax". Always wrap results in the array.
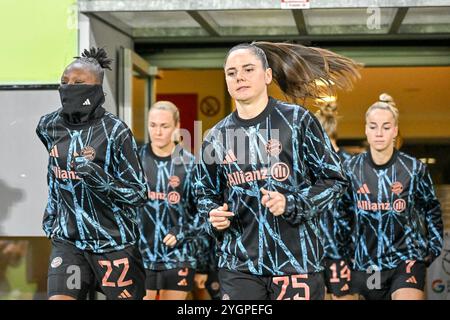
[
  {"xmin": 315, "ymin": 102, "xmax": 339, "ymax": 140},
  {"xmin": 149, "ymin": 100, "xmax": 180, "ymax": 125},
  {"xmin": 365, "ymin": 93, "xmax": 399, "ymax": 125}
]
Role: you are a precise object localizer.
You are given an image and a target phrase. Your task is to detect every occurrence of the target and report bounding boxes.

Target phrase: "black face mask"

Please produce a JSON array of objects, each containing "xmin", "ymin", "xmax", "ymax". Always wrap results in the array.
[{"xmin": 59, "ymin": 84, "xmax": 105, "ymax": 125}]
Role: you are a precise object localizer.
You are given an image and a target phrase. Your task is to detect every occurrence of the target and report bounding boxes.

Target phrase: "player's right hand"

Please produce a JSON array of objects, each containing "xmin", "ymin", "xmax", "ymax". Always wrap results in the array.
[
  {"xmin": 163, "ymin": 233, "xmax": 177, "ymax": 248},
  {"xmin": 209, "ymin": 203, "xmax": 234, "ymax": 231}
]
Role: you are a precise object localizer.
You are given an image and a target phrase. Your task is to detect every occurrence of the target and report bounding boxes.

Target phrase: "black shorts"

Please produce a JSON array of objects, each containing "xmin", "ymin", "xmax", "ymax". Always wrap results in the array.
[
  {"xmin": 145, "ymin": 267, "xmax": 195, "ymax": 292},
  {"xmin": 218, "ymin": 268, "xmax": 325, "ymax": 300},
  {"xmin": 205, "ymin": 269, "xmax": 221, "ymax": 300},
  {"xmin": 47, "ymin": 239, "xmax": 145, "ymax": 300},
  {"xmin": 323, "ymin": 258, "xmax": 352, "ymax": 297},
  {"xmin": 351, "ymin": 260, "xmax": 426, "ymax": 300}
]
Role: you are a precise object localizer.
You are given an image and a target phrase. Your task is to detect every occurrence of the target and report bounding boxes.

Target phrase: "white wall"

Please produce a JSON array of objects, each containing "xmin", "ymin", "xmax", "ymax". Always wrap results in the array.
[{"xmin": 0, "ymin": 90, "xmax": 60, "ymax": 236}]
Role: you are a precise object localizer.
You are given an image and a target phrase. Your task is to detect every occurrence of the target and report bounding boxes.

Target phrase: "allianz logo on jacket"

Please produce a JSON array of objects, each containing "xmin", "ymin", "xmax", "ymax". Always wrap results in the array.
[
  {"xmin": 227, "ymin": 162, "xmax": 290, "ymax": 187},
  {"xmin": 356, "ymin": 183, "xmax": 406, "ymax": 213},
  {"xmin": 148, "ymin": 190, "xmax": 180, "ymax": 204},
  {"xmin": 52, "ymin": 166, "xmax": 81, "ymax": 180}
]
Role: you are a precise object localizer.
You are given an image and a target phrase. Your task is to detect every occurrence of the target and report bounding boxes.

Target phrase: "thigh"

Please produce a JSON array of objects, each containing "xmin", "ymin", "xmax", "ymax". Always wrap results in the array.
[
  {"xmin": 390, "ymin": 260, "xmax": 426, "ymax": 299},
  {"xmin": 143, "ymin": 290, "xmax": 158, "ymax": 300},
  {"xmin": 87, "ymin": 244, "xmax": 146, "ymax": 300},
  {"xmin": 218, "ymin": 268, "xmax": 269, "ymax": 300},
  {"xmin": 270, "ymin": 272, "xmax": 325, "ymax": 300},
  {"xmin": 391, "ymin": 288, "xmax": 425, "ymax": 300},
  {"xmin": 323, "ymin": 259, "xmax": 352, "ymax": 297},
  {"xmin": 159, "ymin": 289, "xmax": 190, "ymax": 300},
  {"xmin": 47, "ymin": 239, "xmax": 93, "ymax": 300}
]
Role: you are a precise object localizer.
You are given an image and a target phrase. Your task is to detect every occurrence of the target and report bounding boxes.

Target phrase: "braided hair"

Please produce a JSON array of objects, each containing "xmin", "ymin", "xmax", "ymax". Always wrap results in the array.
[{"xmin": 69, "ymin": 47, "xmax": 113, "ymax": 83}]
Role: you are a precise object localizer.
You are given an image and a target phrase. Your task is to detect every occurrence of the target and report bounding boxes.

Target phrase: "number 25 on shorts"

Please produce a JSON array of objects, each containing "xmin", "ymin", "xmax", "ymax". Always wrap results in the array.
[{"xmin": 272, "ymin": 275, "xmax": 310, "ymax": 300}]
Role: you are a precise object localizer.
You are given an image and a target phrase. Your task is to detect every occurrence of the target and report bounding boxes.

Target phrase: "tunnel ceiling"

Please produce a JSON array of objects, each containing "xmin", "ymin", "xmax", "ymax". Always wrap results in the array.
[{"xmin": 79, "ymin": 0, "xmax": 450, "ymax": 45}]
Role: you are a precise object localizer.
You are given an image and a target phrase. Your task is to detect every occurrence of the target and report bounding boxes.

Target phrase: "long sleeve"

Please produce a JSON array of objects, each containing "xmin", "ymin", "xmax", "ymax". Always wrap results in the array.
[
  {"xmin": 75, "ymin": 127, "xmax": 148, "ymax": 208},
  {"xmin": 416, "ymin": 163, "xmax": 443, "ymax": 261},
  {"xmin": 169, "ymin": 161, "xmax": 205, "ymax": 242},
  {"xmin": 36, "ymin": 116, "xmax": 57, "ymax": 238},
  {"xmin": 42, "ymin": 164, "xmax": 57, "ymax": 238},
  {"xmin": 194, "ymin": 140, "xmax": 225, "ymax": 238},
  {"xmin": 194, "ymin": 233, "xmax": 215, "ymax": 274},
  {"xmin": 282, "ymin": 113, "xmax": 348, "ymax": 225},
  {"xmin": 334, "ymin": 169, "xmax": 356, "ymax": 261}
]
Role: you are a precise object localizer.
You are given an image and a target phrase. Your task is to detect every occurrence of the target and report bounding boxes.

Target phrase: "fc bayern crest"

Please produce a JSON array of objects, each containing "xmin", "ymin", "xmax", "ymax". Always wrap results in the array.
[
  {"xmin": 81, "ymin": 146, "xmax": 96, "ymax": 161},
  {"xmin": 169, "ymin": 176, "xmax": 181, "ymax": 188},
  {"xmin": 266, "ymin": 139, "xmax": 282, "ymax": 157},
  {"xmin": 391, "ymin": 181, "xmax": 403, "ymax": 195}
]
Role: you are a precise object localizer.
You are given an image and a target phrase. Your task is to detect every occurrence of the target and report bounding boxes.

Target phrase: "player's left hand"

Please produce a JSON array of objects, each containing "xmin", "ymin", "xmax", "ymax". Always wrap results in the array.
[
  {"xmin": 260, "ymin": 188, "xmax": 286, "ymax": 216},
  {"xmin": 163, "ymin": 233, "xmax": 177, "ymax": 247}
]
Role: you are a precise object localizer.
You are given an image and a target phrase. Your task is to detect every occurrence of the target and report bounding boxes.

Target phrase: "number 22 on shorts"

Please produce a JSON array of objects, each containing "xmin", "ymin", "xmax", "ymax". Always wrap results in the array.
[{"xmin": 98, "ymin": 258, "xmax": 133, "ymax": 287}]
